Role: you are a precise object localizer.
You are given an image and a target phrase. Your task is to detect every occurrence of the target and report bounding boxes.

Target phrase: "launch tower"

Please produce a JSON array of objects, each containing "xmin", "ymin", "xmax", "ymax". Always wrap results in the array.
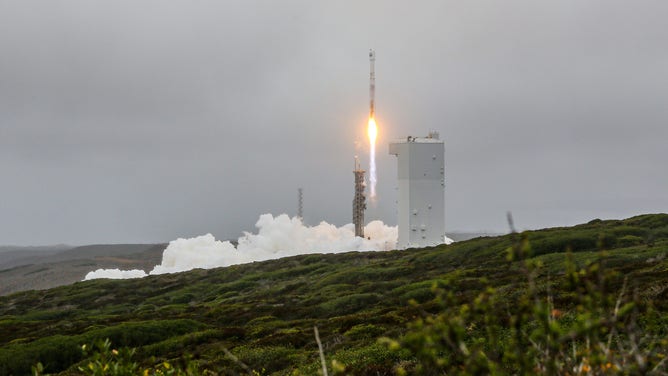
[
  {"xmin": 352, "ymin": 157, "xmax": 366, "ymax": 238},
  {"xmin": 389, "ymin": 132, "xmax": 445, "ymax": 249}
]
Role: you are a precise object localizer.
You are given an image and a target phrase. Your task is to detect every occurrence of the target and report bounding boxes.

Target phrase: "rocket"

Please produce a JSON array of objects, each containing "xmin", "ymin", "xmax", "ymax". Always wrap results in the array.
[
  {"xmin": 369, "ymin": 49, "xmax": 375, "ymax": 119},
  {"xmin": 367, "ymin": 49, "xmax": 378, "ymax": 199}
]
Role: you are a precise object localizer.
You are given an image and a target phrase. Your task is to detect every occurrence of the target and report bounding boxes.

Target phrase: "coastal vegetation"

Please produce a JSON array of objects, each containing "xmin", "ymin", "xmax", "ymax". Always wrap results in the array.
[{"xmin": 1, "ymin": 214, "xmax": 668, "ymax": 374}]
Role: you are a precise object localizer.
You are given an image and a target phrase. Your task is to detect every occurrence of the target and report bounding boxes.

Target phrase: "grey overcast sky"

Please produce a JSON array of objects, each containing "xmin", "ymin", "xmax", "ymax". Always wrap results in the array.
[{"xmin": 1, "ymin": 1, "xmax": 667, "ymax": 245}]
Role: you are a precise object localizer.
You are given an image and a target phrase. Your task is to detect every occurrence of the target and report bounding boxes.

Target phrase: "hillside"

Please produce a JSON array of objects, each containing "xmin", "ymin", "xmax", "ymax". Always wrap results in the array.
[
  {"xmin": 0, "ymin": 244, "xmax": 165, "ymax": 296},
  {"xmin": 1, "ymin": 215, "xmax": 668, "ymax": 374}
]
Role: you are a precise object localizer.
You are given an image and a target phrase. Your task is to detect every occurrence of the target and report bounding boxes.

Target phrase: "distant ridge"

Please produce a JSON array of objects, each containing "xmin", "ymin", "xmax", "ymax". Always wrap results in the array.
[
  {"xmin": 0, "ymin": 244, "xmax": 72, "ymax": 253},
  {"xmin": 0, "ymin": 243, "xmax": 165, "ymax": 296}
]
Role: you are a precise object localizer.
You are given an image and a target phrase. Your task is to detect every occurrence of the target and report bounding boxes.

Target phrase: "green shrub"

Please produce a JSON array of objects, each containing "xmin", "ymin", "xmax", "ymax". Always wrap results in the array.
[
  {"xmin": 617, "ymin": 235, "xmax": 644, "ymax": 248},
  {"xmin": 344, "ymin": 324, "xmax": 386, "ymax": 341},
  {"xmin": 84, "ymin": 319, "xmax": 205, "ymax": 348},
  {"xmin": 611, "ymin": 226, "xmax": 647, "ymax": 238},
  {"xmin": 140, "ymin": 329, "xmax": 228, "ymax": 357},
  {"xmin": 0, "ymin": 320, "xmax": 204, "ymax": 374},
  {"xmin": 531, "ymin": 234, "xmax": 596, "ymax": 255},
  {"xmin": 234, "ymin": 345, "xmax": 299, "ymax": 371},
  {"xmin": 399, "ymin": 287, "xmax": 435, "ymax": 304},
  {"xmin": 317, "ymin": 267, "xmax": 411, "ymax": 287},
  {"xmin": 627, "ymin": 213, "xmax": 668, "ymax": 229},
  {"xmin": 21, "ymin": 309, "xmax": 78, "ymax": 321},
  {"xmin": 247, "ymin": 316, "xmax": 287, "ymax": 338},
  {"xmin": 169, "ymin": 292, "xmax": 195, "ymax": 304},
  {"xmin": 331, "ymin": 343, "xmax": 407, "ymax": 375},
  {"xmin": 530, "ymin": 230, "xmax": 623, "ymax": 255},
  {"xmin": 318, "ymin": 293, "xmax": 381, "ymax": 317},
  {"xmin": 32, "ymin": 338, "xmax": 219, "ymax": 376}
]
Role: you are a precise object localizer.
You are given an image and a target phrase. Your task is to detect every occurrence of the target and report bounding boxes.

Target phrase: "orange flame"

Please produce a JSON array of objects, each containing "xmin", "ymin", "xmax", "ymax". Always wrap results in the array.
[{"xmin": 367, "ymin": 117, "xmax": 377, "ymax": 144}]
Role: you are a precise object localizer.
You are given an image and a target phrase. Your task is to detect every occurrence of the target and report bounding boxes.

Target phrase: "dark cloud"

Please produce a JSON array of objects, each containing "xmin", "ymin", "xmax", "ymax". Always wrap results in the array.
[{"xmin": 1, "ymin": 0, "xmax": 667, "ymax": 244}]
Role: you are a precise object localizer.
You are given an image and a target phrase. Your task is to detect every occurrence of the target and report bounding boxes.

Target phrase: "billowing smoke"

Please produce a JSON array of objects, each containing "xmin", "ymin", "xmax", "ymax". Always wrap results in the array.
[
  {"xmin": 84, "ymin": 214, "xmax": 398, "ymax": 280},
  {"xmin": 84, "ymin": 268, "xmax": 147, "ymax": 280}
]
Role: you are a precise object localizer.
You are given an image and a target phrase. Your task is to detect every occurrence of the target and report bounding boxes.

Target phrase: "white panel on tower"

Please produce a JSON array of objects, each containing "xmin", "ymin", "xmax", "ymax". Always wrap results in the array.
[{"xmin": 389, "ymin": 132, "xmax": 445, "ymax": 249}]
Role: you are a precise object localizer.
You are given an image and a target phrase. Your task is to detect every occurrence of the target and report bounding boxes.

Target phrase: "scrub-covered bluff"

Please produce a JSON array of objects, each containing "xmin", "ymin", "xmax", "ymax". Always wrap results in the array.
[{"xmin": 2, "ymin": 214, "xmax": 668, "ymax": 375}]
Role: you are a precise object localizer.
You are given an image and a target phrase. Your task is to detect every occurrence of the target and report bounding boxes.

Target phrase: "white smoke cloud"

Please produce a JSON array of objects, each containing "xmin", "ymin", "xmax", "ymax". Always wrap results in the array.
[
  {"xmin": 84, "ymin": 268, "xmax": 148, "ymax": 280},
  {"xmin": 84, "ymin": 214, "xmax": 399, "ymax": 280}
]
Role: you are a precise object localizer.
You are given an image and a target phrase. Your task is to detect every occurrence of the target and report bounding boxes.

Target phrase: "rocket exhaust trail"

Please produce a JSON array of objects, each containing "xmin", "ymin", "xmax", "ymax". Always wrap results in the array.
[
  {"xmin": 368, "ymin": 118, "xmax": 377, "ymax": 198},
  {"xmin": 368, "ymin": 49, "xmax": 377, "ymax": 199}
]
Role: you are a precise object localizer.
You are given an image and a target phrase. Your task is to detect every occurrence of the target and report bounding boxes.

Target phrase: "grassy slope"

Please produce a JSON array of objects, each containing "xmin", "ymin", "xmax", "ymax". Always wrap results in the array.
[{"xmin": 1, "ymin": 214, "xmax": 668, "ymax": 374}]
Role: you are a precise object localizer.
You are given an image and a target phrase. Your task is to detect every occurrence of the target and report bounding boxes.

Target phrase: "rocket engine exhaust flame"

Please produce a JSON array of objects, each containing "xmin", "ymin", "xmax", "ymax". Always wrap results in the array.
[
  {"xmin": 368, "ymin": 117, "xmax": 377, "ymax": 198},
  {"xmin": 368, "ymin": 117, "xmax": 377, "ymax": 143}
]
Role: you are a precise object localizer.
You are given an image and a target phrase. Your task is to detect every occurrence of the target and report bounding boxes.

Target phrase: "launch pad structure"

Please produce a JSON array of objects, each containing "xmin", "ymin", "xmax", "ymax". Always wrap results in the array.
[
  {"xmin": 349, "ymin": 48, "xmax": 447, "ymax": 247},
  {"xmin": 352, "ymin": 157, "xmax": 366, "ymax": 238},
  {"xmin": 389, "ymin": 131, "xmax": 445, "ymax": 249}
]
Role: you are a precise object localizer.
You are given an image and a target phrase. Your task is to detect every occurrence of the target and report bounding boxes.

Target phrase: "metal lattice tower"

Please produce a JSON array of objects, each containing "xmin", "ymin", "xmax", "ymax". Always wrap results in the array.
[
  {"xmin": 297, "ymin": 188, "xmax": 303, "ymax": 220},
  {"xmin": 352, "ymin": 157, "xmax": 366, "ymax": 238}
]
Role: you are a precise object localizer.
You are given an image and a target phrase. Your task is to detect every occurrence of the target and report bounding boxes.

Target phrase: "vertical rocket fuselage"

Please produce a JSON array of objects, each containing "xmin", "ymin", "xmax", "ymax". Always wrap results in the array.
[{"xmin": 369, "ymin": 49, "xmax": 375, "ymax": 119}]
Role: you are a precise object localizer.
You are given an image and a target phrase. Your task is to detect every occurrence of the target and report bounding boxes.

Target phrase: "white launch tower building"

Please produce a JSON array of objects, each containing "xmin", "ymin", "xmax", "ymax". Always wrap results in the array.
[{"xmin": 389, "ymin": 132, "xmax": 445, "ymax": 249}]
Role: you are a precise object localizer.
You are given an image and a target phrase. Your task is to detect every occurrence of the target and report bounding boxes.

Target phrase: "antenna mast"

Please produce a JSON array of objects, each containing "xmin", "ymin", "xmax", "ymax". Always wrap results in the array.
[
  {"xmin": 297, "ymin": 188, "xmax": 303, "ymax": 220},
  {"xmin": 369, "ymin": 49, "xmax": 375, "ymax": 118}
]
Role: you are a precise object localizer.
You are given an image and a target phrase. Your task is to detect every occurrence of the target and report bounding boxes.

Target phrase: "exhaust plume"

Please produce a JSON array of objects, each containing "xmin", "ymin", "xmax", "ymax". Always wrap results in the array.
[
  {"xmin": 84, "ymin": 214, "xmax": 398, "ymax": 280},
  {"xmin": 368, "ymin": 117, "xmax": 377, "ymax": 198}
]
